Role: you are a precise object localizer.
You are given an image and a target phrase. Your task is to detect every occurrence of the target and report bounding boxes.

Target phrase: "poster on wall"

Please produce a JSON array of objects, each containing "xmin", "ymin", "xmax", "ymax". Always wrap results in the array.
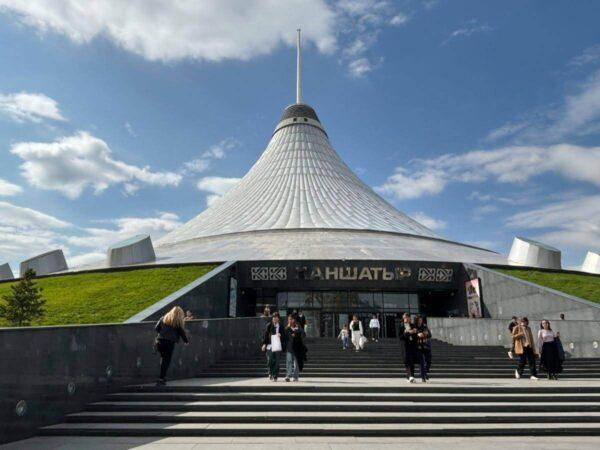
[
  {"xmin": 465, "ymin": 278, "xmax": 482, "ymax": 318},
  {"xmin": 228, "ymin": 277, "xmax": 238, "ymax": 318}
]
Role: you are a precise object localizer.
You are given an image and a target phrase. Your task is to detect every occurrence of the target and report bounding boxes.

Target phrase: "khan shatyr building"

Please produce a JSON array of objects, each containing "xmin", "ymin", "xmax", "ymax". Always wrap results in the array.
[{"xmin": 143, "ymin": 31, "xmax": 508, "ymax": 335}]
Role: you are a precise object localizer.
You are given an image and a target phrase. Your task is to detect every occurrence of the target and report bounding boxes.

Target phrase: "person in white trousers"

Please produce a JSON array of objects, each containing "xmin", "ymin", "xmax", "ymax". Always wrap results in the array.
[
  {"xmin": 350, "ymin": 315, "xmax": 364, "ymax": 351},
  {"xmin": 369, "ymin": 314, "xmax": 380, "ymax": 342}
]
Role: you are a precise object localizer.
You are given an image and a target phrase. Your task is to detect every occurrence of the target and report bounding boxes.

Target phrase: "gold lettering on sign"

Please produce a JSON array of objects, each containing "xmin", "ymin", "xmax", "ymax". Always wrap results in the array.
[
  {"xmin": 382, "ymin": 268, "xmax": 394, "ymax": 280},
  {"xmin": 325, "ymin": 266, "xmax": 339, "ymax": 280},
  {"xmin": 358, "ymin": 267, "xmax": 372, "ymax": 280}
]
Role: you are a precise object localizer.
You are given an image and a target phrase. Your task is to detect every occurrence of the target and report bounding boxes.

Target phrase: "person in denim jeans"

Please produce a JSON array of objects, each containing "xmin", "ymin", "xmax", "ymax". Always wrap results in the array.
[
  {"xmin": 338, "ymin": 324, "xmax": 350, "ymax": 350},
  {"xmin": 284, "ymin": 315, "xmax": 306, "ymax": 382}
]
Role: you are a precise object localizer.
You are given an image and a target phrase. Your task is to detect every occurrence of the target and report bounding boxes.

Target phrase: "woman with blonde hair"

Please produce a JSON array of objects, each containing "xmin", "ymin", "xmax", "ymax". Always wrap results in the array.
[{"xmin": 155, "ymin": 306, "xmax": 189, "ymax": 385}]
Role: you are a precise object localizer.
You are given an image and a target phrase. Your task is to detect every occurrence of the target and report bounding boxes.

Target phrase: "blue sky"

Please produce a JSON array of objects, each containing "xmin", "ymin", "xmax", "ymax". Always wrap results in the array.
[{"xmin": 0, "ymin": 0, "xmax": 599, "ymax": 272}]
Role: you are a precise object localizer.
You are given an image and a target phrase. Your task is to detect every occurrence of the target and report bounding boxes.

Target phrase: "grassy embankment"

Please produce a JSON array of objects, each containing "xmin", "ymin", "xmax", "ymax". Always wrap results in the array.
[
  {"xmin": 495, "ymin": 267, "xmax": 600, "ymax": 304},
  {"xmin": 0, "ymin": 264, "xmax": 215, "ymax": 327}
]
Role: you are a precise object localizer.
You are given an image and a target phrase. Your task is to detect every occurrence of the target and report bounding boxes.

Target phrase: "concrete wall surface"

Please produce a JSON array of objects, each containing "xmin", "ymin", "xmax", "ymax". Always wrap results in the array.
[
  {"xmin": 0, "ymin": 317, "xmax": 263, "ymax": 444},
  {"xmin": 125, "ymin": 261, "xmax": 235, "ymax": 322},
  {"xmin": 468, "ymin": 264, "xmax": 600, "ymax": 320},
  {"xmin": 429, "ymin": 317, "xmax": 600, "ymax": 359}
]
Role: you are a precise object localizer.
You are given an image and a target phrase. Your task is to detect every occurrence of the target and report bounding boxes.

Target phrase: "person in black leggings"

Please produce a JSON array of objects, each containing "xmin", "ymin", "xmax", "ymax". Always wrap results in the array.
[{"xmin": 155, "ymin": 306, "xmax": 189, "ymax": 385}]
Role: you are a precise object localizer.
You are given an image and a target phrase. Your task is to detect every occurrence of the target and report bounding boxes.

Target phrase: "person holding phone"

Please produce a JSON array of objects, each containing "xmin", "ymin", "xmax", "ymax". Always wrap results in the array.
[{"xmin": 262, "ymin": 312, "xmax": 286, "ymax": 381}]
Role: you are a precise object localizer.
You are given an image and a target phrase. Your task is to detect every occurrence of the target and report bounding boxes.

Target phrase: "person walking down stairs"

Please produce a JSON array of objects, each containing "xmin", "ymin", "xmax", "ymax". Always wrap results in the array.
[
  {"xmin": 154, "ymin": 306, "xmax": 189, "ymax": 386},
  {"xmin": 369, "ymin": 314, "xmax": 380, "ymax": 342},
  {"xmin": 284, "ymin": 315, "xmax": 306, "ymax": 382},
  {"xmin": 338, "ymin": 324, "xmax": 350, "ymax": 350},
  {"xmin": 512, "ymin": 317, "xmax": 539, "ymax": 380},
  {"xmin": 350, "ymin": 315, "xmax": 365, "ymax": 352},
  {"xmin": 415, "ymin": 315, "xmax": 432, "ymax": 382},
  {"xmin": 262, "ymin": 312, "xmax": 286, "ymax": 381},
  {"xmin": 400, "ymin": 313, "xmax": 418, "ymax": 383}
]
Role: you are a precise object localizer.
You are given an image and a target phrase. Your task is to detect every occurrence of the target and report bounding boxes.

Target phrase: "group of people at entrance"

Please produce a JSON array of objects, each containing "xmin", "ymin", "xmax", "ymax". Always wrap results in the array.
[
  {"xmin": 508, "ymin": 316, "xmax": 564, "ymax": 380},
  {"xmin": 261, "ymin": 311, "xmax": 307, "ymax": 382},
  {"xmin": 338, "ymin": 314, "xmax": 381, "ymax": 351}
]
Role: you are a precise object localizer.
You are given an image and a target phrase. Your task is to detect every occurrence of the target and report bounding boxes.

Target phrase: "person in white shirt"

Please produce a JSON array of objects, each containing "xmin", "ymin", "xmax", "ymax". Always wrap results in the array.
[
  {"xmin": 350, "ymin": 315, "xmax": 364, "ymax": 351},
  {"xmin": 369, "ymin": 314, "xmax": 380, "ymax": 342},
  {"xmin": 538, "ymin": 319, "xmax": 561, "ymax": 380}
]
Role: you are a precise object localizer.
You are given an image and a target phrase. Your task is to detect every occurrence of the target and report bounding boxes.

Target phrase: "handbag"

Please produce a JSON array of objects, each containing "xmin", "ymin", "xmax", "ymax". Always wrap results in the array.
[
  {"xmin": 271, "ymin": 334, "xmax": 283, "ymax": 352},
  {"xmin": 359, "ymin": 335, "xmax": 368, "ymax": 349}
]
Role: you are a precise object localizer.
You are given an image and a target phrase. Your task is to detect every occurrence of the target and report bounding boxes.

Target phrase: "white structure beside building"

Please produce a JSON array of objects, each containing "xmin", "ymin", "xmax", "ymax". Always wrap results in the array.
[
  {"xmin": 0, "ymin": 263, "xmax": 14, "ymax": 281},
  {"xmin": 582, "ymin": 251, "xmax": 600, "ymax": 275},
  {"xmin": 20, "ymin": 250, "xmax": 68, "ymax": 276},
  {"xmin": 508, "ymin": 236, "xmax": 562, "ymax": 270},
  {"xmin": 107, "ymin": 235, "xmax": 156, "ymax": 267}
]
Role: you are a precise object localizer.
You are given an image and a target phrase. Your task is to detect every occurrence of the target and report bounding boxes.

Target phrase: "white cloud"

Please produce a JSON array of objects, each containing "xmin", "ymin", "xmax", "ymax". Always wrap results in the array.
[
  {"xmin": 0, "ymin": 178, "xmax": 22, "ymax": 196},
  {"xmin": 197, "ymin": 176, "xmax": 241, "ymax": 206},
  {"xmin": 375, "ymin": 167, "xmax": 446, "ymax": 200},
  {"xmin": 183, "ymin": 138, "xmax": 238, "ymax": 175},
  {"xmin": 336, "ymin": 0, "xmax": 409, "ymax": 77},
  {"xmin": 10, "ymin": 131, "xmax": 181, "ymax": 198},
  {"xmin": 0, "ymin": 201, "xmax": 70, "ymax": 229},
  {"xmin": 506, "ymin": 195, "xmax": 600, "ymax": 250},
  {"xmin": 67, "ymin": 252, "xmax": 105, "ymax": 268},
  {"xmin": 569, "ymin": 44, "xmax": 600, "ymax": 68},
  {"xmin": 409, "ymin": 212, "xmax": 446, "ymax": 230},
  {"xmin": 0, "ymin": 201, "xmax": 70, "ymax": 265},
  {"xmin": 376, "ymin": 144, "xmax": 600, "ymax": 200},
  {"xmin": 67, "ymin": 212, "xmax": 182, "ymax": 250},
  {"xmin": 488, "ymin": 69, "xmax": 600, "ymax": 143},
  {"xmin": 348, "ymin": 57, "xmax": 374, "ymax": 78},
  {"xmin": 124, "ymin": 121, "xmax": 136, "ymax": 137},
  {"xmin": 0, "ymin": 91, "xmax": 66, "ymax": 123},
  {"xmin": 443, "ymin": 19, "xmax": 493, "ymax": 45},
  {"xmin": 0, "ymin": 0, "xmax": 336, "ymax": 62}
]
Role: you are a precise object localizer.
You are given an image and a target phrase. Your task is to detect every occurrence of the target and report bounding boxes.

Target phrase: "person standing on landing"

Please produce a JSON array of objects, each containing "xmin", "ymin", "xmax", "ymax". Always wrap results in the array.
[
  {"xmin": 512, "ymin": 317, "xmax": 539, "ymax": 380},
  {"xmin": 369, "ymin": 314, "xmax": 380, "ymax": 342},
  {"xmin": 154, "ymin": 306, "xmax": 189, "ymax": 386},
  {"xmin": 262, "ymin": 312, "xmax": 286, "ymax": 381},
  {"xmin": 538, "ymin": 319, "xmax": 562, "ymax": 380},
  {"xmin": 350, "ymin": 315, "xmax": 364, "ymax": 352},
  {"xmin": 415, "ymin": 315, "xmax": 432, "ymax": 382},
  {"xmin": 284, "ymin": 315, "xmax": 306, "ymax": 382},
  {"xmin": 399, "ymin": 313, "xmax": 418, "ymax": 383}
]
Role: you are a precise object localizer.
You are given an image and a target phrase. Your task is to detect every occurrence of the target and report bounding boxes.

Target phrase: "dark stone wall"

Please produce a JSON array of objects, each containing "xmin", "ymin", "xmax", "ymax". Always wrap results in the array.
[{"xmin": 0, "ymin": 317, "xmax": 262, "ymax": 444}]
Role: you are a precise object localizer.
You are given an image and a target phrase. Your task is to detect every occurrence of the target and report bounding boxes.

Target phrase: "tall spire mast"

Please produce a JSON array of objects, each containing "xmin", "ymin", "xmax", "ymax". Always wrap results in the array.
[{"xmin": 296, "ymin": 28, "xmax": 302, "ymax": 104}]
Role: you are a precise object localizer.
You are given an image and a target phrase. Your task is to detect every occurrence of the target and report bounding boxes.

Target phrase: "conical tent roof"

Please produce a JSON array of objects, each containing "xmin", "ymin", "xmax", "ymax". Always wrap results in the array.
[{"xmin": 160, "ymin": 104, "xmax": 437, "ymax": 246}]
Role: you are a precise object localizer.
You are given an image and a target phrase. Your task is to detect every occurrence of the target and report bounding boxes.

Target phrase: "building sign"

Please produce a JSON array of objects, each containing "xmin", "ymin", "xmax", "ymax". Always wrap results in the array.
[
  {"xmin": 465, "ymin": 278, "xmax": 482, "ymax": 318},
  {"xmin": 251, "ymin": 266, "xmax": 287, "ymax": 281},
  {"xmin": 418, "ymin": 267, "xmax": 454, "ymax": 282},
  {"xmin": 305, "ymin": 266, "xmax": 412, "ymax": 281}
]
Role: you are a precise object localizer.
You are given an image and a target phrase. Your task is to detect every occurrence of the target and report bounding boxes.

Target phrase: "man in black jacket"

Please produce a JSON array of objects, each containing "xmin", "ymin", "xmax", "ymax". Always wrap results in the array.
[
  {"xmin": 399, "ymin": 313, "xmax": 418, "ymax": 382},
  {"xmin": 262, "ymin": 312, "xmax": 286, "ymax": 381}
]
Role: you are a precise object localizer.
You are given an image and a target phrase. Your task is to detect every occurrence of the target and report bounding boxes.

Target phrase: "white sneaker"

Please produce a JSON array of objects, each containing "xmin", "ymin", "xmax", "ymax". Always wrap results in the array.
[
  {"xmin": 530, "ymin": 376, "xmax": 539, "ymax": 381},
  {"xmin": 514, "ymin": 370, "xmax": 521, "ymax": 379},
  {"xmin": 408, "ymin": 376, "xmax": 415, "ymax": 383},
  {"xmin": 508, "ymin": 351, "xmax": 513, "ymax": 359}
]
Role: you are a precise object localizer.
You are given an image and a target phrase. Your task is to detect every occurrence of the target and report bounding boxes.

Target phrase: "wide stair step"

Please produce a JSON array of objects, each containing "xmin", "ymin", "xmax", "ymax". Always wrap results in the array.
[{"xmin": 37, "ymin": 338, "xmax": 600, "ymax": 438}]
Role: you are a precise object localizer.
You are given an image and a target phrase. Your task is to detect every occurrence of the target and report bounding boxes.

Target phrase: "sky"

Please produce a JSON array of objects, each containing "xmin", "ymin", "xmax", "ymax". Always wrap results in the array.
[{"xmin": 0, "ymin": 0, "xmax": 599, "ymax": 273}]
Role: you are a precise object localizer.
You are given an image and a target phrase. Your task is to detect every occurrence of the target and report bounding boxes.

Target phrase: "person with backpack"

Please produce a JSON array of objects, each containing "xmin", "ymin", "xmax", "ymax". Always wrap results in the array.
[{"xmin": 154, "ymin": 306, "xmax": 189, "ymax": 386}]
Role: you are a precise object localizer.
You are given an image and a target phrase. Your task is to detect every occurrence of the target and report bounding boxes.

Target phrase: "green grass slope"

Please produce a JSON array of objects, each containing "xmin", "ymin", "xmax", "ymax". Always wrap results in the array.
[
  {"xmin": 0, "ymin": 265, "xmax": 215, "ymax": 327},
  {"xmin": 495, "ymin": 268, "xmax": 600, "ymax": 304}
]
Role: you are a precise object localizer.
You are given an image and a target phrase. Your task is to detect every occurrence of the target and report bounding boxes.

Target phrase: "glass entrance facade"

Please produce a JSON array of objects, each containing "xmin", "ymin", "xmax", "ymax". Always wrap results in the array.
[{"xmin": 276, "ymin": 291, "xmax": 420, "ymax": 338}]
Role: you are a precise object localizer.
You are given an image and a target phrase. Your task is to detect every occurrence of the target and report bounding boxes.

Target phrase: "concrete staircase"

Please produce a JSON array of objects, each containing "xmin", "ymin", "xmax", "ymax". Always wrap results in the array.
[
  {"xmin": 197, "ymin": 338, "xmax": 600, "ymax": 379},
  {"xmin": 36, "ymin": 338, "xmax": 600, "ymax": 437}
]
